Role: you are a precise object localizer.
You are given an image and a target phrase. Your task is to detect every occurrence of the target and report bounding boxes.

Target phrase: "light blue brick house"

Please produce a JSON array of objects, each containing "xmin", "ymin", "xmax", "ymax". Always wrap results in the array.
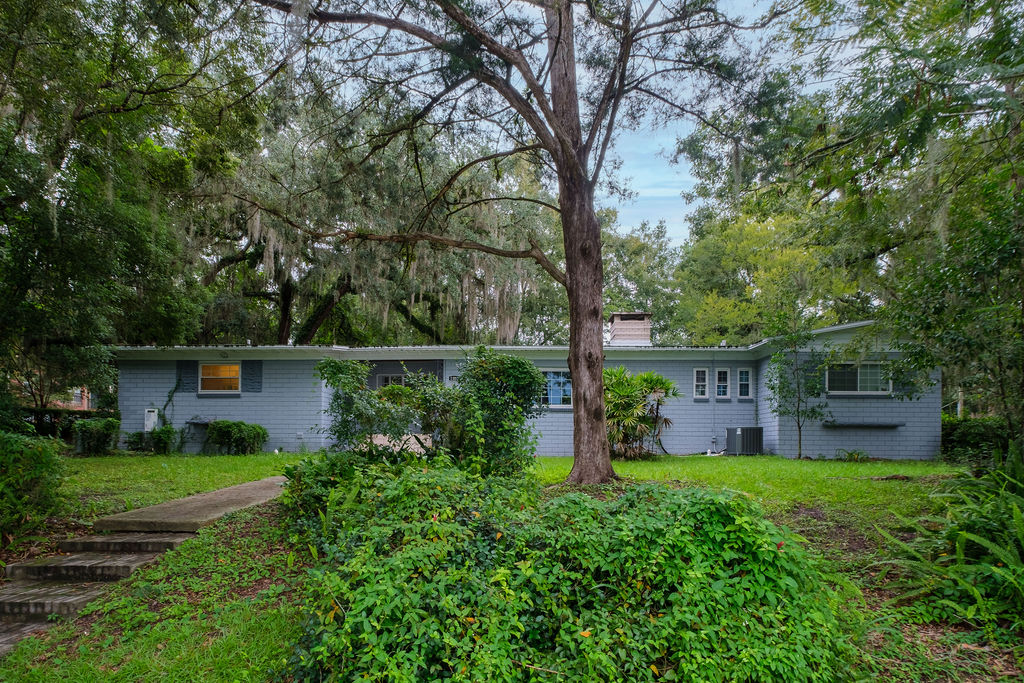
[{"xmin": 115, "ymin": 318, "xmax": 941, "ymax": 459}]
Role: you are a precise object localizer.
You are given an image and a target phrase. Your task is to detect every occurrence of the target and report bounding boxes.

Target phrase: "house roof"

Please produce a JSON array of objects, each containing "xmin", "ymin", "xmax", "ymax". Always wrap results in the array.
[{"xmin": 114, "ymin": 320, "xmax": 878, "ymax": 363}]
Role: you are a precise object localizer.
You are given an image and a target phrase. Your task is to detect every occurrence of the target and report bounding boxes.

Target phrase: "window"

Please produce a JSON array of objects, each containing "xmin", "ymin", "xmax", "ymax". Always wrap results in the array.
[
  {"xmin": 379, "ymin": 374, "xmax": 405, "ymax": 388},
  {"xmin": 827, "ymin": 363, "xmax": 891, "ymax": 394},
  {"xmin": 716, "ymin": 369, "xmax": 730, "ymax": 398},
  {"xmin": 694, "ymin": 368, "xmax": 708, "ymax": 398},
  {"xmin": 738, "ymin": 368, "xmax": 751, "ymax": 398},
  {"xmin": 200, "ymin": 363, "xmax": 240, "ymax": 393},
  {"xmin": 542, "ymin": 371, "xmax": 572, "ymax": 406}
]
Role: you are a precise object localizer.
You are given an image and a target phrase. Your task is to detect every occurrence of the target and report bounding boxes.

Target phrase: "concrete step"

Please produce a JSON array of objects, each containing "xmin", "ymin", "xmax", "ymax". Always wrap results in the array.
[
  {"xmin": 93, "ymin": 476, "xmax": 285, "ymax": 532},
  {"xmin": 5, "ymin": 552, "xmax": 162, "ymax": 582},
  {"xmin": 0, "ymin": 581, "xmax": 109, "ymax": 622},
  {"xmin": 0, "ymin": 621, "xmax": 53, "ymax": 657},
  {"xmin": 58, "ymin": 532, "xmax": 195, "ymax": 554}
]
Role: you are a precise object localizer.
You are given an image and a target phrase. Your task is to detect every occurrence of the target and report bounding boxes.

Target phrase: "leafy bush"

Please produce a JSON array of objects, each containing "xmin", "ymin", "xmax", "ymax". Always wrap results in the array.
[
  {"xmin": 883, "ymin": 464, "xmax": 1024, "ymax": 633},
  {"xmin": 280, "ymin": 449, "xmax": 365, "ymax": 520},
  {"xmin": 150, "ymin": 425, "xmax": 178, "ymax": 454},
  {"xmin": 604, "ymin": 366, "xmax": 680, "ymax": 460},
  {"xmin": 206, "ymin": 420, "xmax": 268, "ymax": 455},
  {"xmin": 457, "ymin": 346, "xmax": 546, "ymax": 421},
  {"xmin": 72, "ymin": 417, "xmax": 121, "ymax": 455},
  {"xmin": 284, "ymin": 466, "xmax": 853, "ymax": 681},
  {"xmin": 316, "ymin": 349, "xmax": 544, "ymax": 477},
  {"xmin": 123, "ymin": 425, "xmax": 179, "ymax": 454},
  {"xmin": 941, "ymin": 415, "xmax": 1010, "ymax": 465},
  {"xmin": 0, "ymin": 384, "xmax": 32, "ymax": 435},
  {"xmin": 454, "ymin": 347, "xmax": 545, "ymax": 477},
  {"xmin": 316, "ymin": 360, "xmax": 420, "ymax": 456},
  {"xmin": 1, "ymin": 432, "xmax": 65, "ymax": 547},
  {"xmin": 124, "ymin": 431, "xmax": 147, "ymax": 451}
]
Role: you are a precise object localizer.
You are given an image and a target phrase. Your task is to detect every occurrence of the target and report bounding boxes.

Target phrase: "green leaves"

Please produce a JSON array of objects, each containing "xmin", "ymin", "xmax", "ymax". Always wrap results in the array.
[
  {"xmin": 285, "ymin": 469, "xmax": 854, "ymax": 681},
  {"xmin": 0, "ymin": 433, "xmax": 65, "ymax": 548},
  {"xmin": 603, "ymin": 366, "xmax": 681, "ymax": 460},
  {"xmin": 206, "ymin": 420, "xmax": 269, "ymax": 455}
]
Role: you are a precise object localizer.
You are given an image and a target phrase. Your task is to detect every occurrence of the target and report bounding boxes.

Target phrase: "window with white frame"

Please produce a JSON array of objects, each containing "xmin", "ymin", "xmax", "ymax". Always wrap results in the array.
[
  {"xmin": 826, "ymin": 363, "xmax": 891, "ymax": 394},
  {"xmin": 199, "ymin": 363, "xmax": 240, "ymax": 393},
  {"xmin": 379, "ymin": 374, "xmax": 405, "ymax": 388},
  {"xmin": 738, "ymin": 368, "xmax": 751, "ymax": 398},
  {"xmin": 541, "ymin": 370, "xmax": 572, "ymax": 406},
  {"xmin": 694, "ymin": 368, "xmax": 708, "ymax": 398},
  {"xmin": 715, "ymin": 369, "xmax": 730, "ymax": 398}
]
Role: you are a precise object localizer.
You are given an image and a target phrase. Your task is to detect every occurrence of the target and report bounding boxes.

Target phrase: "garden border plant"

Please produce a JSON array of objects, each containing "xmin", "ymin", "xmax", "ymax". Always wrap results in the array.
[{"xmin": 205, "ymin": 419, "xmax": 269, "ymax": 455}]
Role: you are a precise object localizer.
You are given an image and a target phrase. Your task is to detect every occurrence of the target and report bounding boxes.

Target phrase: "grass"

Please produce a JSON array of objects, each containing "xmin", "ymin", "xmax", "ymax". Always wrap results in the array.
[
  {"xmin": 0, "ymin": 504, "xmax": 308, "ymax": 682},
  {"xmin": 61, "ymin": 452, "xmax": 306, "ymax": 520},
  {"xmin": 4, "ymin": 452, "xmax": 1019, "ymax": 680},
  {"xmin": 533, "ymin": 455, "xmax": 958, "ymax": 527}
]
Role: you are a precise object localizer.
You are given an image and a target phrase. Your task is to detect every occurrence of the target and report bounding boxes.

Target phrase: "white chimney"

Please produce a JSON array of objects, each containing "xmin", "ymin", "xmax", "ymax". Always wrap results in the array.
[{"xmin": 608, "ymin": 312, "xmax": 653, "ymax": 346}]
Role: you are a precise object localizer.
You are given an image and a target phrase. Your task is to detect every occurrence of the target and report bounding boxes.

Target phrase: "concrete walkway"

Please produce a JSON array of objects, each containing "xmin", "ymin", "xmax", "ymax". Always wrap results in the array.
[
  {"xmin": 0, "ymin": 476, "xmax": 287, "ymax": 656},
  {"xmin": 93, "ymin": 476, "xmax": 287, "ymax": 532}
]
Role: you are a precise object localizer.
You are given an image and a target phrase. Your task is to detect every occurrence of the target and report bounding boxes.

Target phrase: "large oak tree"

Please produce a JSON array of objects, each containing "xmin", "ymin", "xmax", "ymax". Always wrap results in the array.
[{"xmin": 252, "ymin": 0, "xmax": 783, "ymax": 482}]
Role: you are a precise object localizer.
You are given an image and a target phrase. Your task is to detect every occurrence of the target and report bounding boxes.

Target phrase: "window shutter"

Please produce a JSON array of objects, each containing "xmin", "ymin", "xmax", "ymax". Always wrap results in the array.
[
  {"xmin": 241, "ymin": 360, "xmax": 263, "ymax": 393},
  {"xmin": 177, "ymin": 361, "xmax": 198, "ymax": 392}
]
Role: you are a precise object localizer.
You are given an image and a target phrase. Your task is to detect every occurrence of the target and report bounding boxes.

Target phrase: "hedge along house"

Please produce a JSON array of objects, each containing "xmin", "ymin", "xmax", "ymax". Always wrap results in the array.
[{"xmin": 115, "ymin": 318, "xmax": 941, "ymax": 459}]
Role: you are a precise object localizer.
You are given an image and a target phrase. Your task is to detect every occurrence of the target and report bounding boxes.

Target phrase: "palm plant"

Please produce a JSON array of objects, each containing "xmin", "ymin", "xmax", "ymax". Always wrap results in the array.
[{"xmin": 603, "ymin": 367, "xmax": 680, "ymax": 459}]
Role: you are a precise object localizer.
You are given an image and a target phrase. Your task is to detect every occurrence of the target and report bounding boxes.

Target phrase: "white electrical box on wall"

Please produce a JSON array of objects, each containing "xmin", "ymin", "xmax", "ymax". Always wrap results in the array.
[{"xmin": 144, "ymin": 409, "xmax": 159, "ymax": 433}]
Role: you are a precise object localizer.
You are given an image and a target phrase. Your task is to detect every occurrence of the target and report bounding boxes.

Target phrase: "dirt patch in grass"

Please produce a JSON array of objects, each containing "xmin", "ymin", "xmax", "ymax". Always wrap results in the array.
[{"xmin": 776, "ymin": 503, "xmax": 880, "ymax": 562}]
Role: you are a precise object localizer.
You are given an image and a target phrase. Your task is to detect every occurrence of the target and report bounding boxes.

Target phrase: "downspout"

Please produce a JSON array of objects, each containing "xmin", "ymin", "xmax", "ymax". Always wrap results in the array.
[{"xmin": 711, "ymin": 350, "xmax": 717, "ymax": 453}]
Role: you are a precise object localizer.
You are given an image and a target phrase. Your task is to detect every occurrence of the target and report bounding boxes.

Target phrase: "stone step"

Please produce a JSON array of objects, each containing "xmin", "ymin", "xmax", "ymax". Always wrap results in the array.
[
  {"xmin": 0, "ymin": 581, "xmax": 109, "ymax": 622},
  {"xmin": 5, "ymin": 552, "xmax": 162, "ymax": 582},
  {"xmin": 0, "ymin": 621, "xmax": 53, "ymax": 657},
  {"xmin": 58, "ymin": 532, "xmax": 195, "ymax": 554}
]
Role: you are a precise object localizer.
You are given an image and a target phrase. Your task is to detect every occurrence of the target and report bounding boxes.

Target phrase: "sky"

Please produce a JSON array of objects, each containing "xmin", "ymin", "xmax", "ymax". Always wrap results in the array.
[{"xmin": 598, "ymin": 124, "xmax": 698, "ymax": 245}]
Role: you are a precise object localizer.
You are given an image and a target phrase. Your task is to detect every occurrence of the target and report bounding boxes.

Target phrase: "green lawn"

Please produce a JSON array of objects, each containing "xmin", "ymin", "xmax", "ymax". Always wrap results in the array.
[
  {"xmin": 61, "ymin": 452, "xmax": 306, "ymax": 519},
  {"xmin": 533, "ymin": 454, "xmax": 959, "ymax": 526},
  {"xmin": 5, "ymin": 452, "xmax": 1008, "ymax": 681}
]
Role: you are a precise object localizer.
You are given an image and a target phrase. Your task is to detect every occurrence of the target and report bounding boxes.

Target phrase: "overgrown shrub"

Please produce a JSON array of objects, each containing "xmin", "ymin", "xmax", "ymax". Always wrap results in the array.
[
  {"xmin": 316, "ymin": 349, "xmax": 544, "ymax": 477},
  {"xmin": 284, "ymin": 466, "xmax": 854, "ymax": 681},
  {"xmin": 317, "ymin": 360, "xmax": 420, "ymax": 455},
  {"xmin": 280, "ymin": 449, "xmax": 364, "ymax": 519},
  {"xmin": 72, "ymin": 417, "xmax": 121, "ymax": 455},
  {"xmin": 884, "ymin": 461, "xmax": 1024, "ymax": 633},
  {"xmin": 124, "ymin": 431, "xmax": 147, "ymax": 451},
  {"xmin": 941, "ymin": 415, "xmax": 1010, "ymax": 465},
  {"xmin": 206, "ymin": 420, "xmax": 268, "ymax": 454},
  {"xmin": 454, "ymin": 347, "xmax": 545, "ymax": 477},
  {"xmin": 0, "ymin": 432, "xmax": 65, "ymax": 547},
  {"xmin": 604, "ymin": 366, "xmax": 680, "ymax": 459}
]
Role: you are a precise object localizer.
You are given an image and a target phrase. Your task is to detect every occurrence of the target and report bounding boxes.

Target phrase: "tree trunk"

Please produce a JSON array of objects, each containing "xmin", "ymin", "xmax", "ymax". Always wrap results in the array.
[
  {"xmin": 561, "ymin": 177, "xmax": 615, "ymax": 483},
  {"xmin": 545, "ymin": 0, "xmax": 615, "ymax": 483},
  {"xmin": 293, "ymin": 274, "xmax": 354, "ymax": 345},
  {"xmin": 276, "ymin": 279, "xmax": 295, "ymax": 344}
]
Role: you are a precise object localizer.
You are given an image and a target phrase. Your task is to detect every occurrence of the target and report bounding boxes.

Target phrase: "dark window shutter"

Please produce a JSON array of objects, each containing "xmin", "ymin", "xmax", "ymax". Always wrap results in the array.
[
  {"xmin": 241, "ymin": 360, "xmax": 263, "ymax": 393},
  {"xmin": 177, "ymin": 361, "xmax": 198, "ymax": 392}
]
